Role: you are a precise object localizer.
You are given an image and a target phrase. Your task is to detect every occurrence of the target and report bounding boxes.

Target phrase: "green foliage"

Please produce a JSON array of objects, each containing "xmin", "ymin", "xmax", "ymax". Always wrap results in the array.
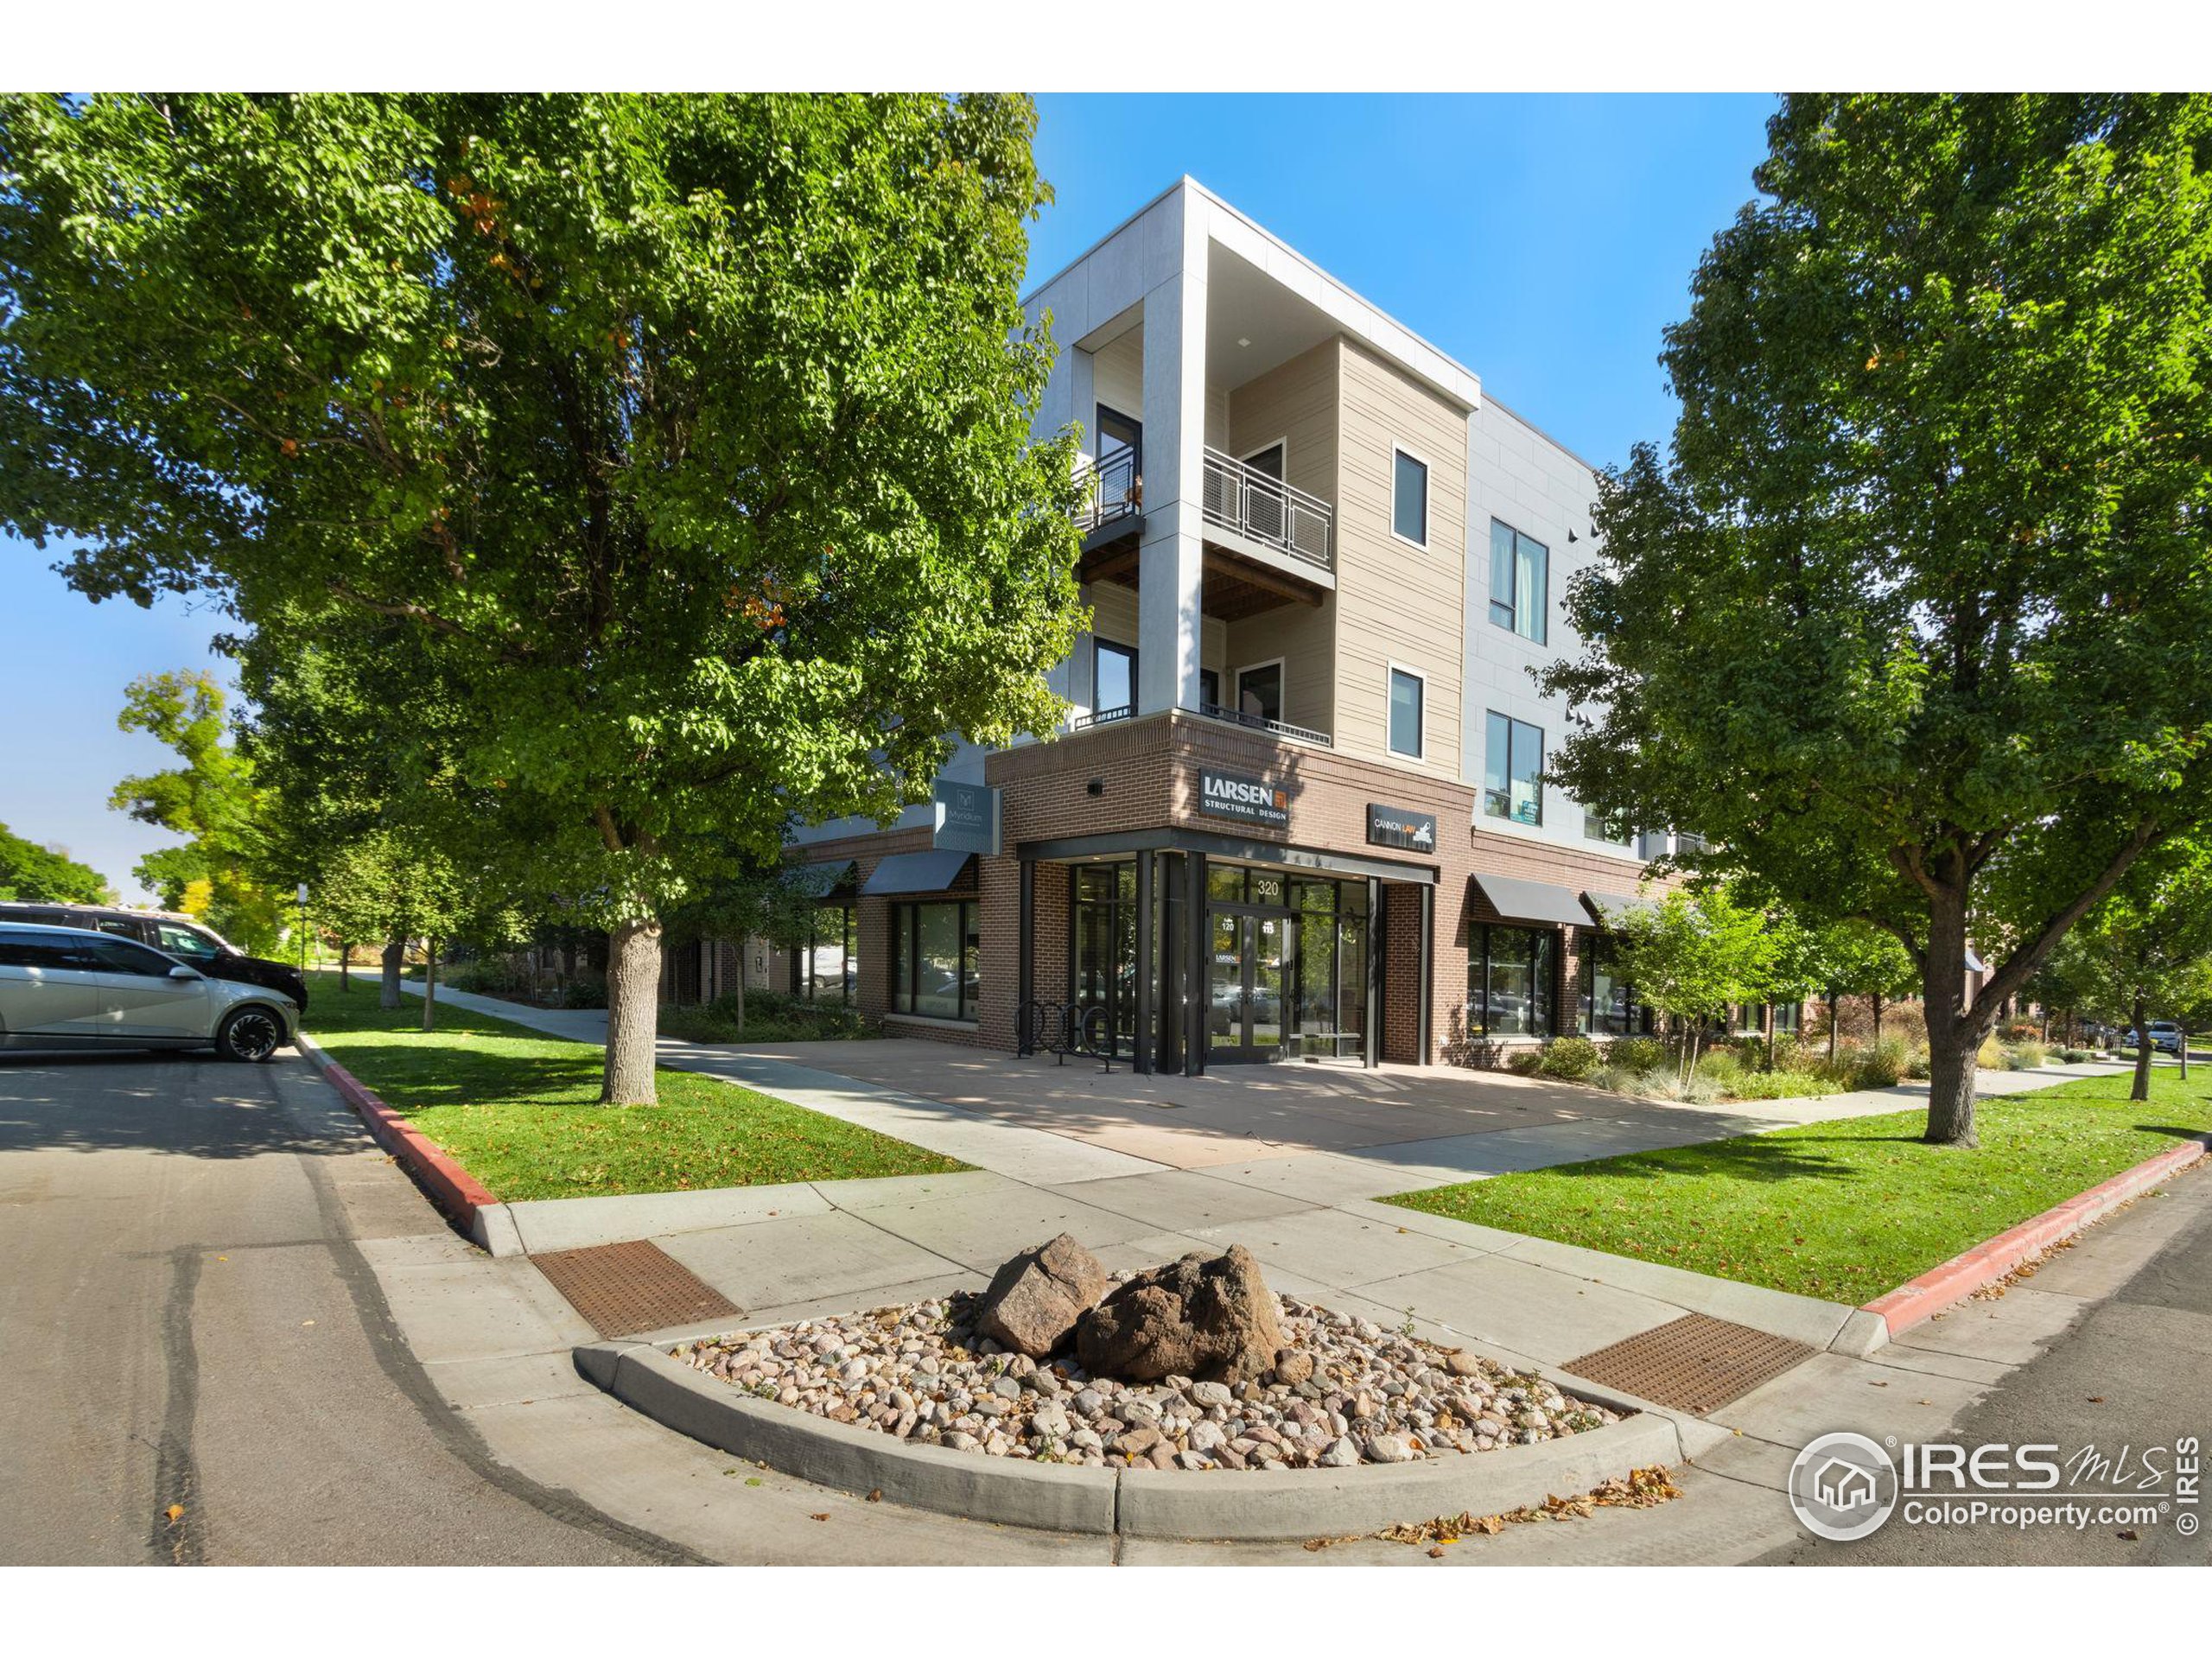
[
  {"xmin": 1846, "ymin": 1039, "xmax": 1910, "ymax": 1089},
  {"xmin": 2, "ymin": 92, "xmax": 1084, "ymax": 1099},
  {"xmin": 0, "ymin": 822, "xmax": 115, "ymax": 904},
  {"xmin": 1539, "ymin": 95, "xmax": 2212, "ymax": 1142},
  {"xmin": 1605, "ymin": 1036, "xmax": 1669, "ymax": 1073},
  {"xmin": 659, "ymin": 989, "xmax": 876, "ymax": 1045},
  {"xmin": 1383, "ymin": 1068, "xmax": 2212, "ymax": 1306},
  {"xmin": 1726, "ymin": 1069, "xmax": 1847, "ymax": 1102},
  {"xmin": 105, "ymin": 670, "xmax": 281, "ymax": 951},
  {"xmin": 1694, "ymin": 1049, "xmax": 1745, "ymax": 1086},
  {"xmin": 2004, "ymin": 1039, "xmax": 2051, "ymax": 1070},
  {"xmin": 1504, "ymin": 1049, "xmax": 1545, "ymax": 1076},
  {"xmin": 302, "ymin": 973, "xmax": 961, "ymax": 1200},
  {"xmin": 1594, "ymin": 886, "xmax": 1777, "ymax": 1081},
  {"xmin": 1535, "ymin": 1035, "xmax": 1601, "ymax": 1080}
]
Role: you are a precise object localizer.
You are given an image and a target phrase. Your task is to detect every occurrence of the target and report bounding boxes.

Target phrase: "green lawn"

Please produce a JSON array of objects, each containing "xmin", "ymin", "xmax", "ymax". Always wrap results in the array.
[
  {"xmin": 304, "ymin": 974, "xmax": 966, "ymax": 1202},
  {"xmin": 1382, "ymin": 1070, "xmax": 2212, "ymax": 1306}
]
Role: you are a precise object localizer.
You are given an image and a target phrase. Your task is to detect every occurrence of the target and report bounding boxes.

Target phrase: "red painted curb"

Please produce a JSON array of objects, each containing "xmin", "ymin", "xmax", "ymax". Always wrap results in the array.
[
  {"xmin": 307, "ymin": 1043, "xmax": 498, "ymax": 1230},
  {"xmin": 1861, "ymin": 1134, "xmax": 2212, "ymax": 1338}
]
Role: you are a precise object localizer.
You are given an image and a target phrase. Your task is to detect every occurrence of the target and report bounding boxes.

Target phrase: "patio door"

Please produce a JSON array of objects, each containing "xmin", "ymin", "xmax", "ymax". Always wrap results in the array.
[{"xmin": 1206, "ymin": 908, "xmax": 1291, "ymax": 1063}]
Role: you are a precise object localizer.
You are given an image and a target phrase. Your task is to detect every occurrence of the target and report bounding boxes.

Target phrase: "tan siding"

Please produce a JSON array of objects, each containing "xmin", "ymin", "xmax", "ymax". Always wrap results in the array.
[
  {"xmin": 1091, "ymin": 331, "xmax": 1143, "ymax": 437},
  {"xmin": 1332, "ymin": 340, "xmax": 1467, "ymax": 773},
  {"xmin": 1223, "ymin": 339, "xmax": 1343, "ymax": 738}
]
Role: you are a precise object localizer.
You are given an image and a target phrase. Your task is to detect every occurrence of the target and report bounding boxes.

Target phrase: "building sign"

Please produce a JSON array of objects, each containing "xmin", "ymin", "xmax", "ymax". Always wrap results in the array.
[
  {"xmin": 932, "ymin": 780, "xmax": 1001, "ymax": 855},
  {"xmin": 1366, "ymin": 801, "xmax": 1437, "ymax": 852},
  {"xmin": 1198, "ymin": 769, "xmax": 1292, "ymax": 829}
]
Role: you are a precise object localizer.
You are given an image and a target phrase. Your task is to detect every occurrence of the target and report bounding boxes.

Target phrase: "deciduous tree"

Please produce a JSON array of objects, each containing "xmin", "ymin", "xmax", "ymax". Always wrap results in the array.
[
  {"xmin": 2, "ymin": 93, "xmax": 1084, "ymax": 1102},
  {"xmin": 1544, "ymin": 95, "xmax": 2212, "ymax": 1145}
]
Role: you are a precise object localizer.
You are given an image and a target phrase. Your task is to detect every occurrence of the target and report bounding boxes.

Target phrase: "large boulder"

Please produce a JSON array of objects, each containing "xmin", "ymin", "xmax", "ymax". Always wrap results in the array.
[
  {"xmin": 1075, "ymin": 1245, "xmax": 1283, "ymax": 1383},
  {"xmin": 975, "ymin": 1232, "xmax": 1109, "ymax": 1358}
]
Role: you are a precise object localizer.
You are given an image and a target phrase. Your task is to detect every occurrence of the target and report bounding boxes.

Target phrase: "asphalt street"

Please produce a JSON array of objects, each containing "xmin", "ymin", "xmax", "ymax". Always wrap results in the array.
[
  {"xmin": 0, "ymin": 1046, "xmax": 689, "ymax": 1565},
  {"xmin": 1764, "ymin": 1166, "xmax": 2212, "ymax": 1567}
]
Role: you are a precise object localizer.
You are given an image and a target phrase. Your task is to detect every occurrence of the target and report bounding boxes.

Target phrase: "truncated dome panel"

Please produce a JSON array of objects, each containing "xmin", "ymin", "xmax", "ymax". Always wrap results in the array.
[
  {"xmin": 532, "ymin": 1239, "xmax": 744, "ymax": 1339},
  {"xmin": 1562, "ymin": 1313, "xmax": 1815, "ymax": 1415}
]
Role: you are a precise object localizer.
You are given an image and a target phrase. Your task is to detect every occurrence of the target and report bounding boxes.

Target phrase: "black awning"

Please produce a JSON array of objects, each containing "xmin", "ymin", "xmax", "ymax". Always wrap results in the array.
[
  {"xmin": 860, "ymin": 850, "xmax": 976, "ymax": 896},
  {"xmin": 1580, "ymin": 889, "xmax": 1651, "ymax": 925},
  {"xmin": 1471, "ymin": 873, "xmax": 1592, "ymax": 928}
]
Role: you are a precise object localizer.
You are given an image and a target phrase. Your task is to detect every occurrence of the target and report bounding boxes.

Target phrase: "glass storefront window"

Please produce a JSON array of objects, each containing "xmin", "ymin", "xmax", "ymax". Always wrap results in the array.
[
  {"xmin": 1580, "ymin": 934, "xmax": 1653, "ymax": 1036},
  {"xmin": 1206, "ymin": 865, "xmax": 1247, "ymax": 903},
  {"xmin": 1074, "ymin": 861, "xmax": 1139, "ymax": 1055},
  {"xmin": 1467, "ymin": 924, "xmax": 1556, "ymax": 1039},
  {"xmin": 798, "ymin": 903, "xmax": 854, "ymax": 1003},
  {"xmin": 891, "ymin": 899, "xmax": 978, "ymax": 1022}
]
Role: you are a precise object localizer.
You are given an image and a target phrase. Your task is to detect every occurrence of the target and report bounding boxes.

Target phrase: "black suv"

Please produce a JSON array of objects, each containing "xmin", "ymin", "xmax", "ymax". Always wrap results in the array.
[{"xmin": 0, "ymin": 902, "xmax": 309, "ymax": 1011}]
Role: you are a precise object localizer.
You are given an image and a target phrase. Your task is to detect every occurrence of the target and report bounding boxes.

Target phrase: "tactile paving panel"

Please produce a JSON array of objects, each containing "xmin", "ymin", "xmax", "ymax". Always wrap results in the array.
[
  {"xmin": 1562, "ymin": 1313, "xmax": 1815, "ymax": 1415},
  {"xmin": 532, "ymin": 1239, "xmax": 743, "ymax": 1339}
]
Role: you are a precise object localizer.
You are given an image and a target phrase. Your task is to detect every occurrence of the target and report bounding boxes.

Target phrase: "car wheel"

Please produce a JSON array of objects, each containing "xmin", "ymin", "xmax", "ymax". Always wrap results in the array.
[{"xmin": 216, "ymin": 1006, "xmax": 285, "ymax": 1063}]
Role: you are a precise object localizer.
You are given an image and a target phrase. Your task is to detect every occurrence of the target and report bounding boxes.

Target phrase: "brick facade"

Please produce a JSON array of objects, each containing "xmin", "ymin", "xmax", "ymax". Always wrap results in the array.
[{"xmin": 762, "ymin": 709, "xmax": 1669, "ymax": 1071}]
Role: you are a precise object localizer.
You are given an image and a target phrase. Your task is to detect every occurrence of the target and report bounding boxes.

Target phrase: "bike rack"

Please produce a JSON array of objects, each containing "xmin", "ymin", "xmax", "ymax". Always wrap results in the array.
[{"xmin": 1019, "ymin": 999, "xmax": 1117, "ymax": 1072}]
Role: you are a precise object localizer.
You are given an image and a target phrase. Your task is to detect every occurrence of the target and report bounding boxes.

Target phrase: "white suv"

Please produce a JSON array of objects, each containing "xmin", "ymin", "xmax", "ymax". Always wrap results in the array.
[{"xmin": 0, "ymin": 923, "xmax": 298, "ymax": 1061}]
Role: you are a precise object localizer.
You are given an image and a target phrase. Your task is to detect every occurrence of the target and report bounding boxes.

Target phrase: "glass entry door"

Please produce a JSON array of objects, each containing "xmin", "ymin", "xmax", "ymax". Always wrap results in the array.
[{"xmin": 1207, "ymin": 908, "xmax": 1291, "ymax": 1062}]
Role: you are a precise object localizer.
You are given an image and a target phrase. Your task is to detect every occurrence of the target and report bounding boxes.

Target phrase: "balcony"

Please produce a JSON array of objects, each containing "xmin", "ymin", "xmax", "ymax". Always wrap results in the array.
[
  {"xmin": 1071, "ymin": 448, "xmax": 1141, "ymax": 538},
  {"xmin": 1201, "ymin": 447, "xmax": 1332, "ymax": 574}
]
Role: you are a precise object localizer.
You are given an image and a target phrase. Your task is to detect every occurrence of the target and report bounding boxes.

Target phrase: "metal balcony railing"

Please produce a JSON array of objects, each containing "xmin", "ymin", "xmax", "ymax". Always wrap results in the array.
[
  {"xmin": 1071, "ymin": 448, "xmax": 1141, "ymax": 536},
  {"xmin": 1202, "ymin": 448, "xmax": 1332, "ymax": 572},
  {"xmin": 1198, "ymin": 700, "xmax": 1333, "ymax": 748}
]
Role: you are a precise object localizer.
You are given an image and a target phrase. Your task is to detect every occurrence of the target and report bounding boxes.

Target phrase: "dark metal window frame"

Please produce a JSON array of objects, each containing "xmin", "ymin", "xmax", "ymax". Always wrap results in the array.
[
  {"xmin": 1487, "ymin": 518, "xmax": 1550, "ymax": 645},
  {"xmin": 889, "ymin": 898, "xmax": 980, "ymax": 1023},
  {"xmin": 1466, "ymin": 921, "xmax": 1559, "ymax": 1040},
  {"xmin": 1483, "ymin": 710, "xmax": 1545, "ymax": 825}
]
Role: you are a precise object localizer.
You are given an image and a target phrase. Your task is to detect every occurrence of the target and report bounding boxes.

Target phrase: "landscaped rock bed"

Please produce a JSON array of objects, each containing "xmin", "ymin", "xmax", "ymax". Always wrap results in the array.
[{"xmin": 673, "ymin": 1237, "xmax": 1622, "ymax": 1472}]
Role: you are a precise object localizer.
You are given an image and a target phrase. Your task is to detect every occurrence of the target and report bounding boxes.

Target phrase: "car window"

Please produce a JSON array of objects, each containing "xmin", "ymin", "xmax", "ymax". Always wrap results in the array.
[
  {"xmin": 156, "ymin": 923, "xmax": 223, "ymax": 962},
  {"xmin": 96, "ymin": 918, "xmax": 143, "ymax": 939},
  {"xmin": 0, "ymin": 931, "xmax": 101, "ymax": 971},
  {"xmin": 88, "ymin": 937, "xmax": 178, "ymax": 977}
]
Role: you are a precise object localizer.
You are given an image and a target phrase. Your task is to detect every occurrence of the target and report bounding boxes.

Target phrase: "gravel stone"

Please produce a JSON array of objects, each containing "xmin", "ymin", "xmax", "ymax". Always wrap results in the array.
[{"xmin": 675, "ymin": 1287, "xmax": 1617, "ymax": 1474}]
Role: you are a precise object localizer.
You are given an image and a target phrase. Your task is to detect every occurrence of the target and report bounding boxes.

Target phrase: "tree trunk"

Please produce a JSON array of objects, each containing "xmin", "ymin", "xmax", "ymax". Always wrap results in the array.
[
  {"xmin": 380, "ymin": 938, "xmax": 404, "ymax": 1011},
  {"xmin": 1922, "ymin": 887, "xmax": 1984, "ymax": 1147},
  {"xmin": 602, "ymin": 916, "xmax": 664, "ymax": 1105},
  {"xmin": 734, "ymin": 946, "xmax": 746, "ymax": 1037},
  {"xmin": 1827, "ymin": 992, "xmax": 1840, "ymax": 1065},
  {"xmin": 2131, "ymin": 993, "xmax": 2152, "ymax": 1103},
  {"xmin": 339, "ymin": 943, "xmax": 351, "ymax": 993},
  {"xmin": 422, "ymin": 938, "xmax": 438, "ymax": 1032},
  {"xmin": 1872, "ymin": 992, "xmax": 1884, "ymax": 1044}
]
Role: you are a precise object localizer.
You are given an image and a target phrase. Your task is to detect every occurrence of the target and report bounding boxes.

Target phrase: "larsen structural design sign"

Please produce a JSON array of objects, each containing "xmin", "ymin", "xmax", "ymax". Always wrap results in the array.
[
  {"xmin": 1366, "ymin": 802, "xmax": 1438, "ymax": 852},
  {"xmin": 932, "ymin": 780, "xmax": 1001, "ymax": 855},
  {"xmin": 1198, "ymin": 770, "xmax": 1292, "ymax": 829}
]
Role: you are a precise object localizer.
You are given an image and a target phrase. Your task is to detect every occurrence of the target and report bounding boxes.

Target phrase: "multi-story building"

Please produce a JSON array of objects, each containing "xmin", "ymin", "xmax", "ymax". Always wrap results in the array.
[{"xmin": 721, "ymin": 177, "xmax": 1711, "ymax": 1073}]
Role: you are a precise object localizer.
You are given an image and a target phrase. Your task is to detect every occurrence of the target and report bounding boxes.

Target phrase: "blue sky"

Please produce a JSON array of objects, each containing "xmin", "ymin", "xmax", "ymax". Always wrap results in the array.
[{"xmin": 0, "ymin": 92, "xmax": 1776, "ymax": 903}]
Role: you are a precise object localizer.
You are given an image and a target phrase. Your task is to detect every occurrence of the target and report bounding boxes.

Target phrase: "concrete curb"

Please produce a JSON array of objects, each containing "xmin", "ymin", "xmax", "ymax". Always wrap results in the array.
[
  {"xmin": 1858, "ymin": 1132, "xmax": 2212, "ymax": 1340},
  {"xmin": 296, "ymin": 1032, "xmax": 522, "ymax": 1256},
  {"xmin": 577, "ymin": 1338, "xmax": 1676, "ymax": 1541}
]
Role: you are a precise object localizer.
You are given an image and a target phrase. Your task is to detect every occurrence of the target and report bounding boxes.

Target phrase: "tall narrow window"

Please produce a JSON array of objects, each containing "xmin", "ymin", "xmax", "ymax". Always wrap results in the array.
[
  {"xmin": 1392, "ymin": 450, "xmax": 1428, "ymax": 546},
  {"xmin": 1488, "ymin": 519, "xmax": 1549, "ymax": 645},
  {"xmin": 1388, "ymin": 667, "xmax": 1424, "ymax": 758},
  {"xmin": 1093, "ymin": 638, "xmax": 1136, "ymax": 721},
  {"xmin": 890, "ymin": 899, "xmax": 979, "ymax": 1022},
  {"xmin": 1483, "ymin": 711, "xmax": 1544, "ymax": 824}
]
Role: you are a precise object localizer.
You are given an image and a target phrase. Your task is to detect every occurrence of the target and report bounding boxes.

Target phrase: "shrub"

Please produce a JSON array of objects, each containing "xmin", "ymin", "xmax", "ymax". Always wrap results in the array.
[
  {"xmin": 1695, "ymin": 1050, "xmax": 1746, "ymax": 1087},
  {"xmin": 1727, "ymin": 1069, "xmax": 1847, "ymax": 1101},
  {"xmin": 1821, "ymin": 995, "xmax": 1928, "ymax": 1050},
  {"xmin": 2005, "ymin": 1039, "xmax": 2050, "ymax": 1070},
  {"xmin": 1768, "ymin": 1036, "xmax": 1821, "ymax": 1076},
  {"xmin": 557, "ymin": 970, "xmax": 609, "ymax": 1009},
  {"xmin": 2002, "ymin": 1021, "xmax": 2043, "ymax": 1042},
  {"xmin": 1976, "ymin": 1033, "xmax": 2005, "ymax": 1069},
  {"xmin": 1504, "ymin": 1049, "xmax": 1544, "ymax": 1076},
  {"xmin": 1904, "ymin": 1052, "xmax": 1932, "ymax": 1080},
  {"xmin": 1606, "ymin": 1036, "xmax": 1669, "ymax": 1073},
  {"xmin": 1849, "ymin": 1039, "xmax": 1910, "ymax": 1089},
  {"xmin": 659, "ymin": 988, "xmax": 874, "ymax": 1042},
  {"xmin": 1538, "ymin": 1036, "xmax": 1602, "ymax": 1080},
  {"xmin": 2055, "ymin": 1046, "xmax": 2095, "ymax": 1064},
  {"xmin": 1586, "ymin": 1065, "xmax": 1635, "ymax": 1094}
]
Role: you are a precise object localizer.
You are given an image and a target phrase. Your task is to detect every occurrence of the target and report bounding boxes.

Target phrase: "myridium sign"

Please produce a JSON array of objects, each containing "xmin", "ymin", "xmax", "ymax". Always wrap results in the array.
[
  {"xmin": 1197, "ymin": 769, "xmax": 1292, "ymax": 829},
  {"xmin": 931, "ymin": 779, "xmax": 1001, "ymax": 856}
]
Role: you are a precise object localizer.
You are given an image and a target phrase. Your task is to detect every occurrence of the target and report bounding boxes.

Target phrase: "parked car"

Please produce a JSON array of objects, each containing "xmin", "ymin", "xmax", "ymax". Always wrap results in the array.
[
  {"xmin": 2145, "ymin": 1020, "xmax": 2184, "ymax": 1055},
  {"xmin": 0, "ymin": 900, "xmax": 307, "ymax": 1011},
  {"xmin": 0, "ymin": 923, "xmax": 298, "ymax": 1061}
]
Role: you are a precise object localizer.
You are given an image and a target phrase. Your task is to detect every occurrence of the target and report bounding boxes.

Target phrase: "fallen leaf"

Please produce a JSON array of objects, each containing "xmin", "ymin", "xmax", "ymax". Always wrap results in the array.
[
  {"xmin": 866, "ymin": 1489, "xmax": 882, "ymax": 1503},
  {"xmin": 165, "ymin": 1503, "xmax": 184, "ymax": 1523},
  {"xmin": 2088, "ymin": 1396, "xmax": 2106, "ymax": 1404},
  {"xmin": 1427, "ymin": 1545, "xmax": 1446, "ymax": 1558},
  {"xmin": 809, "ymin": 1512, "xmax": 829, "ymax": 1522},
  {"xmin": 2117, "ymin": 1529, "xmax": 2139, "ymax": 1541}
]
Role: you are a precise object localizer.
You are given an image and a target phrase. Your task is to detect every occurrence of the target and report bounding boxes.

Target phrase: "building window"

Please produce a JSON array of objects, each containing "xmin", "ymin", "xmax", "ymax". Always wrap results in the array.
[
  {"xmin": 1199, "ymin": 667, "xmax": 1220, "ymax": 708},
  {"xmin": 1773, "ymin": 1001, "xmax": 1802, "ymax": 1037},
  {"xmin": 1392, "ymin": 449, "xmax": 1427, "ymax": 546},
  {"xmin": 1072, "ymin": 863, "xmax": 1138, "ymax": 1056},
  {"xmin": 1582, "ymin": 808, "xmax": 1630, "ymax": 846},
  {"xmin": 1580, "ymin": 935, "xmax": 1653, "ymax": 1036},
  {"xmin": 1236, "ymin": 661, "xmax": 1283, "ymax": 726},
  {"xmin": 1388, "ymin": 667, "xmax": 1424, "ymax": 758},
  {"xmin": 890, "ymin": 899, "xmax": 979, "ymax": 1022},
  {"xmin": 1093, "ymin": 638, "xmax": 1136, "ymax": 721},
  {"xmin": 1468, "ymin": 925, "xmax": 1556, "ymax": 1039},
  {"xmin": 1488, "ymin": 519, "xmax": 1549, "ymax": 645},
  {"xmin": 797, "ymin": 904, "xmax": 855, "ymax": 1004},
  {"xmin": 1484, "ymin": 711, "xmax": 1544, "ymax": 824}
]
